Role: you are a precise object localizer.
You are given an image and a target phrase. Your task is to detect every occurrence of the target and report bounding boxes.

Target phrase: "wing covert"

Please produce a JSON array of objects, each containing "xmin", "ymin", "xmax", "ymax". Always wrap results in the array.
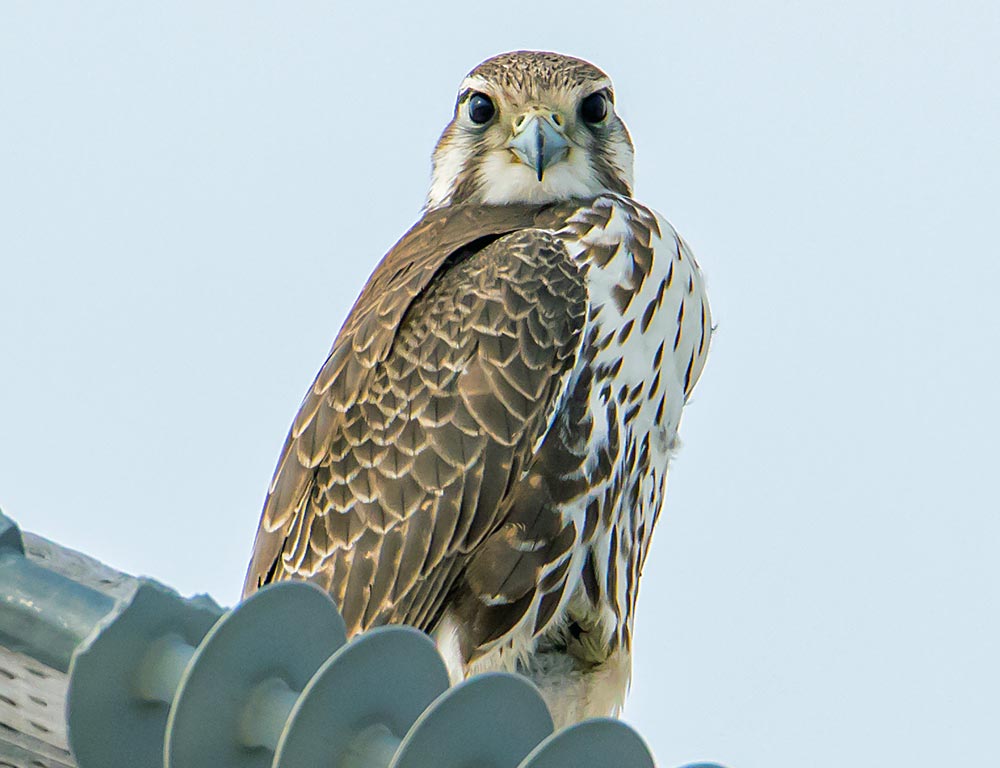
[{"xmin": 243, "ymin": 211, "xmax": 587, "ymax": 638}]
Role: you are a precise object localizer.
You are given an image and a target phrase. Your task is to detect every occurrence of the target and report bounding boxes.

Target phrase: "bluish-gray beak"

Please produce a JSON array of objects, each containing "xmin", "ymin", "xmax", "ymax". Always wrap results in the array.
[{"xmin": 507, "ymin": 112, "xmax": 570, "ymax": 181}]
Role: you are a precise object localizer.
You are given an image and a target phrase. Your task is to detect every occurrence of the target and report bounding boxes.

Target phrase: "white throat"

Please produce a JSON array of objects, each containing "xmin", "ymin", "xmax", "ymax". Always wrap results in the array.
[
  {"xmin": 478, "ymin": 150, "xmax": 607, "ymax": 205},
  {"xmin": 428, "ymin": 146, "xmax": 618, "ymax": 209}
]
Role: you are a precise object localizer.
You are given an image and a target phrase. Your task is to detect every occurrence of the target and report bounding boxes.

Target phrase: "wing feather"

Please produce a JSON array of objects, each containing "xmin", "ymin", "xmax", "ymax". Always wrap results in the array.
[{"xmin": 243, "ymin": 204, "xmax": 588, "ymax": 639}]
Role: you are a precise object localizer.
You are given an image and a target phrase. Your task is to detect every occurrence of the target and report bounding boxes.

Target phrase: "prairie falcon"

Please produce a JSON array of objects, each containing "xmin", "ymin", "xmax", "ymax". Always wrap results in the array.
[{"xmin": 244, "ymin": 51, "xmax": 712, "ymax": 726}]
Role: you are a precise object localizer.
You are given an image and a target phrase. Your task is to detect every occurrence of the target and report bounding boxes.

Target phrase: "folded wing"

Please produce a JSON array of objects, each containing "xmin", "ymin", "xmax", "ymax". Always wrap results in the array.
[{"xmin": 243, "ymin": 204, "xmax": 588, "ymax": 638}]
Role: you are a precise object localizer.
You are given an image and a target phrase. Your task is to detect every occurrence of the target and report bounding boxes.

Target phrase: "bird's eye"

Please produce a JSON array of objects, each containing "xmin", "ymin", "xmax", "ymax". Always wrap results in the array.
[
  {"xmin": 580, "ymin": 92, "xmax": 608, "ymax": 124},
  {"xmin": 468, "ymin": 92, "xmax": 495, "ymax": 124}
]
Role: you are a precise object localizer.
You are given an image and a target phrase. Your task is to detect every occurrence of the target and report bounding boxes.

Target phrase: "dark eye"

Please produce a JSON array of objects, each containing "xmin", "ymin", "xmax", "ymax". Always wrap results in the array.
[
  {"xmin": 468, "ymin": 92, "xmax": 495, "ymax": 124},
  {"xmin": 580, "ymin": 92, "xmax": 608, "ymax": 124}
]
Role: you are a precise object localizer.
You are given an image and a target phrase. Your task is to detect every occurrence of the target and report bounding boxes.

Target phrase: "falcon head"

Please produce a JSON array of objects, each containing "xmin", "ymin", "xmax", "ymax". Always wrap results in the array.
[{"xmin": 427, "ymin": 51, "xmax": 635, "ymax": 209}]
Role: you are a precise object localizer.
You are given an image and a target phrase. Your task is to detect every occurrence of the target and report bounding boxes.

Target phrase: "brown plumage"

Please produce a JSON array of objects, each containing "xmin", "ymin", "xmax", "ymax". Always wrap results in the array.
[
  {"xmin": 244, "ymin": 51, "xmax": 712, "ymax": 727},
  {"xmin": 246, "ymin": 202, "xmax": 586, "ymax": 632}
]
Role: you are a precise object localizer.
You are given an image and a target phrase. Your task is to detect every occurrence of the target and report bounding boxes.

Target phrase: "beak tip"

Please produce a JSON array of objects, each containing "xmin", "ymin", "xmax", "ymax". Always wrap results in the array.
[{"xmin": 508, "ymin": 112, "xmax": 569, "ymax": 182}]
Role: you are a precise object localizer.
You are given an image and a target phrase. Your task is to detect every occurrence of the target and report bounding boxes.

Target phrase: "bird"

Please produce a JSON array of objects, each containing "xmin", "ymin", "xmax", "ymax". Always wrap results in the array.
[{"xmin": 243, "ymin": 50, "xmax": 712, "ymax": 727}]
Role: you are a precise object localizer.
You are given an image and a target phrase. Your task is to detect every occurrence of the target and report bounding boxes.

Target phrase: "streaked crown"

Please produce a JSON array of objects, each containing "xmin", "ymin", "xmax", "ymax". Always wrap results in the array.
[{"xmin": 427, "ymin": 51, "xmax": 635, "ymax": 209}]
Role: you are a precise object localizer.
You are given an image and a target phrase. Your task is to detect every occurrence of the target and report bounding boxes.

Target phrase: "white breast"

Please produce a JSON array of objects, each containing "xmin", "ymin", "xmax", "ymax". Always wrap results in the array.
[
  {"xmin": 556, "ymin": 194, "xmax": 712, "ymax": 647},
  {"xmin": 452, "ymin": 196, "xmax": 711, "ymax": 726}
]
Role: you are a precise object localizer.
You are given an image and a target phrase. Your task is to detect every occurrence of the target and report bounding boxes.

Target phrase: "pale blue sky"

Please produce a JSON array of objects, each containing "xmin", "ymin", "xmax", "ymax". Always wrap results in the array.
[{"xmin": 1, "ymin": 3, "xmax": 998, "ymax": 766}]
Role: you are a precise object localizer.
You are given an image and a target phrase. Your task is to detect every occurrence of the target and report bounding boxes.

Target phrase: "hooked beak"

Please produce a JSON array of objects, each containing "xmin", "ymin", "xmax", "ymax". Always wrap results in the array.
[{"xmin": 506, "ymin": 110, "xmax": 570, "ymax": 181}]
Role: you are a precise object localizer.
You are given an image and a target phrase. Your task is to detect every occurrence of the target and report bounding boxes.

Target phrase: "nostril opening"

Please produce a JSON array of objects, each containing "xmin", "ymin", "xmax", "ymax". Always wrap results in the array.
[{"xmin": 551, "ymin": 113, "xmax": 563, "ymax": 126}]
